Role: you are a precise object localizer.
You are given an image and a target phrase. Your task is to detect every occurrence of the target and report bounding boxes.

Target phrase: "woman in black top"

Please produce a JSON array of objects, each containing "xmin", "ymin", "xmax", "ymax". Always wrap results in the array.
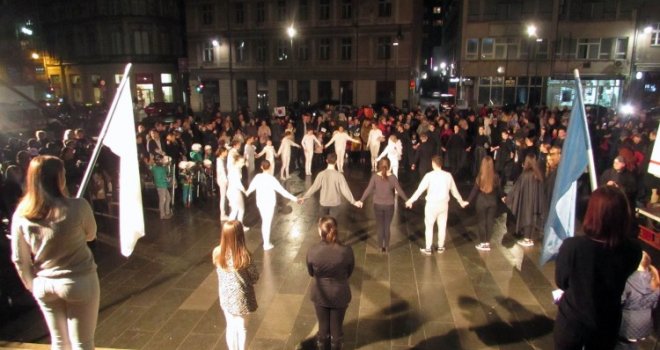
[
  {"xmin": 554, "ymin": 186, "xmax": 642, "ymax": 350},
  {"xmin": 357, "ymin": 158, "xmax": 408, "ymax": 253},
  {"xmin": 306, "ymin": 216, "xmax": 355, "ymax": 350},
  {"xmin": 467, "ymin": 156, "xmax": 505, "ymax": 251}
]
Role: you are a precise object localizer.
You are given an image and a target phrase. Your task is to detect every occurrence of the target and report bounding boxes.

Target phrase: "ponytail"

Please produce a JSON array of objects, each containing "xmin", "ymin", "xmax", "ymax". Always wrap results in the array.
[
  {"xmin": 318, "ymin": 216, "xmax": 339, "ymax": 244},
  {"xmin": 377, "ymin": 158, "xmax": 390, "ymax": 181},
  {"xmin": 641, "ymin": 251, "xmax": 660, "ymax": 290}
]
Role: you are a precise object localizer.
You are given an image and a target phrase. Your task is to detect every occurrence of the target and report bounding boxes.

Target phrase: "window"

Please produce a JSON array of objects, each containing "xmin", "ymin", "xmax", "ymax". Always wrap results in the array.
[
  {"xmin": 134, "ymin": 31, "xmax": 150, "ymax": 55},
  {"xmin": 319, "ymin": 0, "xmax": 330, "ymax": 20},
  {"xmin": 277, "ymin": 0, "xmax": 286, "ymax": 21},
  {"xmin": 276, "ymin": 39, "xmax": 289, "ymax": 61},
  {"xmin": 234, "ymin": 3, "xmax": 244, "ymax": 24},
  {"xmin": 341, "ymin": 0, "xmax": 352, "ymax": 19},
  {"xmin": 599, "ymin": 38, "xmax": 613, "ymax": 59},
  {"xmin": 378, "ymin": 0, "xmax": 392, "ymax": 17},
  {"xmin": 298, "ymin": 80, "xmax": 311, "ymax": 103},
  {"xmin": 298, "ymin": 40, "xmax": 309, "ymax": 61},
  {"xmin": 299, "ymin": 0, "xmax": 308, "ymax": 21},
  {"xmin": 481, "ymin": 38, "xmax": 494, "ymax": 59},
  {"xmin": 467, "ymin": 0, "xmax": 480, "ymax": 21},
  {"xmin": 493, "ymin": 38, "xmax": 519, "ymax": 59},
  {"xmin": 319, "ymin": 38, "xmax": 331, "ymax": 60},
  {"xmin": 466, "ymin": 38, "xmax": 478, "ymax": 60},
  {"xmin": 652, "ymin": 23, "xmax": 660, "ymax": 46},
  {"xmin": 318, "ymin": 80, "xmax": 332, "ymax": 100},
  {"xmin": 535, "ymin": 40, "xmax": 549, "ymax": 59},
  {"xmin": 111, "ymin": 31, "xmax": 123, "ymax": 55},
  {"xmin": 555, "ymin": 37, "xmax": 577, "ymax": 59},
  {"xmin": 256, "ymin": 40, "xmax": 267, "ymax": 62},
  {"xmin": 256, "ymin": 2, "xmax": 265, "ymax": 24},
  {"xmin": 200, "ymin": 4, "xmax": 214, "ymax": 25},
  {"xmin": 577, "ymin": 38, "xmax": 600, "ymax": 59},
  {"xmin": 202, "ymin": 41, "xmax": 214, "ymax": 62},
  {"xmin": 235, "ymin": 40, "xmax": 246, "ymax": 62},
  {"xmin": 341, "ymin": 37, "xmax": 352, "ymax": 60},
  {"xmin": 614, "ymin": 37, "xmax": 628, "ymax": 59},
  {"xmin": 377, "ymin": 36, "xmax": 391, "ymax": 59}
]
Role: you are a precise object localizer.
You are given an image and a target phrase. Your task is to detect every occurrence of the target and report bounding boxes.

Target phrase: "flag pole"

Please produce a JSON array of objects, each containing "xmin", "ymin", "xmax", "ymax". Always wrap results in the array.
[
  {"xmin": 573, "ymin": 69, "xmax": 598, "ymax": 192},
  {"xmin": 76, "ymin": 63, "xmax": 133, "ymax": 198}
]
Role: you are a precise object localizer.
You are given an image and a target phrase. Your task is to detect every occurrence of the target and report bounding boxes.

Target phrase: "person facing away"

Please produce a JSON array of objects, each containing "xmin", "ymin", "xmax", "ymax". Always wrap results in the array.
[
  {"xmin": 615, "ymin": 251, "xmax": 660, "ymax": 350},
  {"xmin": 467, "ymin": 156, "xmax": 505, "ymax": 252},
  {"xmin": 306, "ymin": 216, "xmax": 355, "ymax": 350},
  {"xmin": 506, "ymin": 153, "xmax": 546, "ymax": 248},
  {"xmin": 554, "ymin": 186, "xmax": 642, "ymax": 350},
  {"xmin": 245, "ymin": 160, "xmax": 298, "ymax": 251},
  {"xmin": 11, "ymin": 155, "xmax": 100, "ymax": 350},
  {"xmin": 406, "ymin": 155, "xmax": 468, "ymax": 255},
  {"xmin": 300, "ymin": 153, "xmax": 361, "ymax": 218},
  {"xmin": 212, "ymin": 220, "xmax": 259, "ymax": 350}
]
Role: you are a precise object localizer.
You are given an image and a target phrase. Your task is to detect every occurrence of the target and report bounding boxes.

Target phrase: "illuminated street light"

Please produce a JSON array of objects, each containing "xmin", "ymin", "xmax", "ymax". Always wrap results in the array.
[
  {"xmin": 620, "ymin": 103, "xmax": 634, "ymax": 115},
  {"xmin": 20, "ymin": 26, "xmax": 33, "ymax": 35},
  {"xmin": 31, "ymin": 52, "xmax": 40, "ymax": 59},
  {"xmin": 526, "ymin": 24, "xmax": 537, "ymax": 38},
  {"xmin": 212, "ymin": 39, "xmax": 219, "ymax": 47},
  {"xmin": 644, "ymin": 26, "xmax": 653, "ymax": 34},
  {"xmin": 497, "ymin": 66, "xmax": 505, "ymax": 74},
  {"xmin": 439, "ymin": 62, "xmax": 447, "ymax": 69},
  {"xmin": 636, "ymin": 72, "xmax": 643, "ymax": 80},
  {"xmin": 287, "ymin": 25, "xmax": 297, "ymax": 39}
]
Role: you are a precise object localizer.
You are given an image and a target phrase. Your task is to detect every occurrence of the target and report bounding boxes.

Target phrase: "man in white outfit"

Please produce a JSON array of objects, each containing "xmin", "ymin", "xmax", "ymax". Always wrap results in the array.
[
  {"xmin": 246, "ymin": 160, "xmax": 298, "ymax": 250},
  {"xmin": 325, "ymin": 126, "xmax": 360, "ymax": 173},
  {"xmin": 367, "ymin": 123, "xmax": 384, "ymax": 171},
  {"xmin": 406, "ymin": 155, "xmax": 468, "ymax": 255},
  {"xmin": 301, "ymin": 129, "xmax": 322, "ymax": 176}
]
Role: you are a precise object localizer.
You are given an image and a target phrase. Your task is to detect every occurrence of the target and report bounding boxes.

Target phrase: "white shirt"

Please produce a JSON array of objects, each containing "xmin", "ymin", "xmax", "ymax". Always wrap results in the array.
[
  {"xmin": 326, "ymin": 131, "xmax": 358, "ymax": 150},
  {"xmin": 409, "ymin": 169, "xmax": 464, "ymax": 210},
  {"xmin": 302, "ymin": 133, "xmax": 321, "ymax": 152},
  {"xmin": 216, "ymin": 156, "xmax": 227, "ymax": 185},
  {"xmin": 277, "ymin": 137, "xmax": 301, "ymax": 157},
  {"xmin": 377, "ymin": 140, "xmax": 403, "ymax": 162},
  {"xmin": 367, "ymin": 129, "xmax": 383, "ymax": 149},
  {"xmin": 246, "ymin": 173, "xmax": 298, "ymax": 207}
]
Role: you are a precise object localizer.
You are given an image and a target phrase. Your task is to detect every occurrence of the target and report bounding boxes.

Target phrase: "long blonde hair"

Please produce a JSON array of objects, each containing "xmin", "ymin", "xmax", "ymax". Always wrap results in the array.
[
  {"xmin": 17, "ymin": 155, "xmax": 68, "ymax": 221},
  {"xmin": 213, "ymin": 220, "xmax": 251, "ymax": 270},
  {"xmin": 476, "ymin": 156, "xmax": 495, "ymax": 194}
]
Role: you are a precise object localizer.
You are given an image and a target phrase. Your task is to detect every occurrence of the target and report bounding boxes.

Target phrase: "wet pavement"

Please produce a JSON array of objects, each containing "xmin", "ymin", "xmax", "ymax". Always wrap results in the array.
[{"xmin": 0, "ymin": 164, "xmax": 657, "ymax": 349}]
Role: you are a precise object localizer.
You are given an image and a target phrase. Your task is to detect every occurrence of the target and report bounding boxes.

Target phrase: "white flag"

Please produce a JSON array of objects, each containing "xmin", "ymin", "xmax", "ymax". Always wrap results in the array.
[
  {"xmin": 102, "ymin": 67, "xmax": 145, "ymax": 257},
  {"xmin": 649, "ymin": 124, "xmax": 660, "ymax": 178}
]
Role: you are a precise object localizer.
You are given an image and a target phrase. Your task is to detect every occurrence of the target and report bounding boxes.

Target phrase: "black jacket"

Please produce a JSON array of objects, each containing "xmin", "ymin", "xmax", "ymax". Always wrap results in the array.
[{"xmin": 307, "ymin": 241, "xmax": 354, "ymax": 308}]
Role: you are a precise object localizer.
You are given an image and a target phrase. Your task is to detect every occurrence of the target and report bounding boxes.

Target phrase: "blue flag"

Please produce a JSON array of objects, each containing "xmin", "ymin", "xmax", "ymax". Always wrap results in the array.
[{"xmin": 540, "ymin": 75, "xmax": 594, "ymax": 264}]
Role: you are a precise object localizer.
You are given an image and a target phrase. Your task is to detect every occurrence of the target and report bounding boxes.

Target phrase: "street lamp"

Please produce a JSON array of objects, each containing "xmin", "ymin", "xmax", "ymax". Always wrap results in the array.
[
  {"xmin": 287, "ymin": 24, "xmax": 296, "ymax": 103},
  {"xmin": 526, "ymin": 24, "xmax": 537, "ymax": 106},
  {"xmin": 212, "ymin": 39, "xmax": 220, "ymax": 47}
]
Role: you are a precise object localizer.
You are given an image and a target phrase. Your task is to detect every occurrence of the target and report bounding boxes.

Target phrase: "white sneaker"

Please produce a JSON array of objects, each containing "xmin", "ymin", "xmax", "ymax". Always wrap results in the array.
[
  {"xmin": 436, "ymin": 247, "xmax": 446, "ymax": 253},
  {"xmin": 263, "ymin": 243, "xmax": 274, "ymax": 251},
  {"xmin": 243, "ymin": 226, "xmax": 250, "ymax": 232},
  {"xmin": 516, "ymin": 239, "xmax": 534, "ymax": 247},
  {"xmin": 220, "ymin": 215, "xmax": 230, "ymax": 221},
  {"xmin": 419, "ymin": 248, "xmax": 432, "ymax": 255},
  {"xmin": 475, "ymin": 243, "xmax": 491, "ymax": 251}
]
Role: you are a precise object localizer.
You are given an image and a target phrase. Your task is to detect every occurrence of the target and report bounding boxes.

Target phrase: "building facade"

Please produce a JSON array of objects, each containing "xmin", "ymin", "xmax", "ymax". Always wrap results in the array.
[
  {"xmin": 186, "ymin": 0, "xmax": 423, "ymax": 113},
  {"xmin": 38, "ymin": 0, "xmax": 186, "ymax": 109},
  {"xmin": 456, "ymin": 0, "xmax": 652, "ymax": 109}
]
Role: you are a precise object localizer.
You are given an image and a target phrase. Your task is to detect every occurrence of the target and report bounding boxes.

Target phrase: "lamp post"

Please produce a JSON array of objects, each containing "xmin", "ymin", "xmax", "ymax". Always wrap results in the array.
[
  {"xmin": 526, "ymin": 24, "xmax": 537, "ymax": 106},
  {"xmin": 287, "ymin": 24, "xmax": 296, "ymax": 104}
]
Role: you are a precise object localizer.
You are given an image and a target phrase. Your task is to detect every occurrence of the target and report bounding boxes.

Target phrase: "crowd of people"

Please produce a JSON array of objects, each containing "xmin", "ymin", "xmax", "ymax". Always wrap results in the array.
[{"xmin": 2, "ymin": 100, "xmax": 660, "ymax": 350}]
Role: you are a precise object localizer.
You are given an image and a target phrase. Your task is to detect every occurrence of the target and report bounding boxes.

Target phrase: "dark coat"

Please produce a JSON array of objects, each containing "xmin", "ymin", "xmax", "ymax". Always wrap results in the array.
[
  {"xmin": 506, "ymin": 170, "xmax": 545, "ymax": 234},
  {"xmin": 306, "ymin": 241, "xmax": 354, "ymax": 308}
]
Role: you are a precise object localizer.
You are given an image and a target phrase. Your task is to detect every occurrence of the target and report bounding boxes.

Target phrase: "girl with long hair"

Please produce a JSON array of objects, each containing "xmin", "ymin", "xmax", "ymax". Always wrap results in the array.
[
  {"xmin": 554, "ymin": 186, "xmax": 642, "ymax": 350},
  {"xmin": 506, "ymin": 153, "xmax": 545, "ymax": 247},
  {"xmin": 467, "ymin": 156, "xmax": 505, "ymax": 251},
  {"xmin": 306, "ymin": 216, "xmax": 355, "ymax": 350},
  {"xmin": 11, "ymin": 155, "xmax": 100, "ymax": 349},
  {"xmin": 357, "ymin": 158, "xmax": 408, "ymax": 253},
  {"xmin": 212, "ymin": 220, "xmax": 259, "ymax": 350},
  {"xmin": 616, "ymin": 251, "xmax": 660, "ymax": 349}
]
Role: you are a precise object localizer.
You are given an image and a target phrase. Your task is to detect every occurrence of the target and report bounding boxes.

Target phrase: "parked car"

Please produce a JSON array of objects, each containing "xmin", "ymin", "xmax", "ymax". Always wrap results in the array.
[{"xmin": 143, "ymin": 102, "xmax": 182, "ymax": 121}]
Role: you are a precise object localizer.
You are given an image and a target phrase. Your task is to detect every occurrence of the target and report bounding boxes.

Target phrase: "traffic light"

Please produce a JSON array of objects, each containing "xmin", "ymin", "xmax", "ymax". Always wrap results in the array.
[{"xmin": 195, "ymin": 84, "xmax": 204, "ymax": 93}]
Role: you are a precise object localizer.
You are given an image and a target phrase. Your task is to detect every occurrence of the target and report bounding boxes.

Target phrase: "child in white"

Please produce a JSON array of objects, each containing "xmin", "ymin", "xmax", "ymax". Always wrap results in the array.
[
  {"xmin": 245, "ymin": 160, "xmax": 298, "ymax": 250},
  {"xmin": 376, "ymin": 134, "xmax": 403, "ymax": 177},
  {"xmin": 216, "ymin": 148, "xmax": 229, "ymax": 221},
  {"xmin": 325, "ymin": 126, "xmax": 360, "ymax": 173},
  {"xmin": 227, "ymin": 140, "xmax": 242, "ymax": 174},
  {"xmin": 243, "ymin": 136, "xmax": 257, "ymax": 182},
  {"xmin": 256, "ymin": 139, "xmax": 276, "ymax": 176},
  {"xmin": 277, "ymin": 131, "xmax": 301, "ymax": 180},
  {"xmin": 406, "ymin": 156, "xmax": 468, "ymax": 254},
  {"xmin": 301, "ymin": 129, "xmax": 322, "ymax": 176},
  {"xmin": 227, "ymin": 156, "xmax": 248, "ymax": 230},
  {"xmin": 367, "ymin": 123, "xmax": 384, "ymax": 171}
]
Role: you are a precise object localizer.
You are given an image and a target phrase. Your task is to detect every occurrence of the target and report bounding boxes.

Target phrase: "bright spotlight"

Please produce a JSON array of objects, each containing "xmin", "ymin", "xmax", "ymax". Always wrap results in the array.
[
  {"xmin": 212, "ymin": 39, "xmax": 219, "ymax": 47},
  {"xmin": 439, "ymin": 62, "xmax": 447, "ymax": 69},
  {"xmin": 20, "ymin": 27, "xmax": 33, "ymax": 36},
  {"xmin": 619, "ymin": 104, "xmax": 634, "ymax": 115},
  {"xmin": 636, "ymin": 72, "xmax": 643, "ymax": 80},
  {"xmin": 526, "ymin": 24, "xmax": 537, "ymax": 37}
]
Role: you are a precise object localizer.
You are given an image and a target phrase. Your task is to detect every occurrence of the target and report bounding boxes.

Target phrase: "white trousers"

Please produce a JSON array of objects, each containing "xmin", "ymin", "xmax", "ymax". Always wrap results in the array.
[
  {"xmin": 424, "ymin": 203, "xmax": 449, "ymax": 249},
  {"xmin": 280, "ymin": 155, "xmax": 291, "ymax": 179},
  {"xmin": 33, "ymin": 272, "xmax": 100, "ymax": 350},
  {"xmin": 258, "ymin": 204, "xmax": 275, "ymax": 246},
  {"xmin": 304, "ymin": 150, "xmax": 314, "ymax": 175},
  {"xmin": 335, "ymin": 146, "xmax": 346, "ymax": 172},
  {"xmin": 228, "ymin": 190, "xmax": 245, "ymax": 224},
  {"xmin": 370, "ymin": 145, "xmax": 380, "ymax": 170},
  {"xmin": 222, "ymin": 309, "xmax": 249, "ymax": 350},
  {"xmin": 389, "ymin": 158, "xmax": 399, "ymax": 178},
  {"xmin": 218, "ymin": 180, "xmax": 228, "ymax": 218}
]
